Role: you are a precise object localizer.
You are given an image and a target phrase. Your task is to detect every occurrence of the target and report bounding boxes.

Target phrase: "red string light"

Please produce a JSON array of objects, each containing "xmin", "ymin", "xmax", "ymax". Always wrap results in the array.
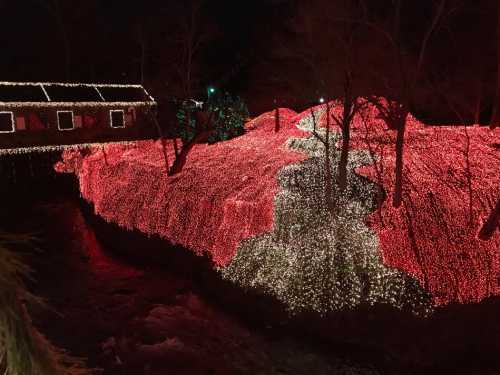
[{"xmin": 56, "ymin": 102, "xmax": 500, "ymax": 308}]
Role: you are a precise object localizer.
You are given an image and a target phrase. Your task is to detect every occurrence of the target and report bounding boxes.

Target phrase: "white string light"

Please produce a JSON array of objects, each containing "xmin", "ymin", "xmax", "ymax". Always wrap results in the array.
[
  {"xmin": 0, "ymin": 140, "xmax": 136, "ymax": 156},
  {"xmin": 0, "ymin": 81, "xmax": 156, "ymax": 107},
  {"xmin": 220, "ymin": 109, "xmax": 433, "ymax": 316},
  {"xmin": 58, "ymin": 100, "xmax": 499, "ymax": 317}
]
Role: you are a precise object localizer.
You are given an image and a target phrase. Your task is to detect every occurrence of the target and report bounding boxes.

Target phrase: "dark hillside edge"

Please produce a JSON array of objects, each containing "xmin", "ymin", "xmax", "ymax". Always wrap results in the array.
[
  {"xmin": 53, "ymin": 102, "xmax": 500, "ymax": 374},
  {"xmin": 80, "ymin": 192, "xmax": 500, "ymax": 374}
]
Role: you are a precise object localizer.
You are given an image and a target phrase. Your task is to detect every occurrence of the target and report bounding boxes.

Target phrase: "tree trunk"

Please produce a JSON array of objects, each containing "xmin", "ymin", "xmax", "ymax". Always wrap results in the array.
[
  {"xmin": 478, "ymin": 199, "xmax": 500, "ymax": 240},
  {"xmin": 145, "ymin": 107, "xmax": 170, "ymax": 174},
  {"xmin": 186, "ymin": 110, "xmax": 192, "ymax": 138},
  {"xmin": 463, "ymin": 126, "xmax": 474, "ymax": 226},
  {"xmin": 52, "ymin": 0, "xmax": 71, "ymax": 80},
  {"xmin": 337, "ymin": 96, "xmax": 352, "ymax": 193},
  {"xmin": 393, "ymin": 110, "xmax": 408, "ymax": 208},
  {"xmin": 311, "ymin": 108, "xmax": 317, "ymax": 133},
  {"xmin": 169, "ymin": 129, "xmax": 210, "ymax": 176},
  {"xmin": 185, "ymin": 22, "xmax": 193, "ymax": 99},
  {"xmin": 160, "ymin": 138, "xmax": 170, "ymax": 172},
  {"xmin": 337, "ymin": 120, "xmax": 350, "ymax": 193},
  {"xmin": 61, "ymin": 29, "xmax": 71, "ymax": 80},
  {"xmin": 170, "ymin": 110, "xmax": 214, "ymax": 176},
  {"xmin": 324, "ymin": 102, "xmax": 334, "ymax": 212},
  {"xmin": 173, "ymin": 138, "xmax": 179, "ymax": 158},
  {"xmin": 101, "ymin": 146, "xmax": 108, "ymax": 166},
  {"xmin": 474, "ymin": 77, "xmax": 482, "ymax": 125},
  {"xmin": 275, "ymin": 107, "xmax": 280, "ymax": 132},
  {"xmin": 490, "ymin": 3, "xmax": 500, "ymax": 128},
  {"xmin": 140, "ymin": 37, "xmax": 146, "ymax": 85}
]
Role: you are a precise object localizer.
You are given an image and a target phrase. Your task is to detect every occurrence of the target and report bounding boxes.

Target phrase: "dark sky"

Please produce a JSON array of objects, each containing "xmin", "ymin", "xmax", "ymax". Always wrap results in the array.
[
  {"xmin": 0, "ymin": 0, "xmax": 497, "ymax": 119},
  {"xmin": 0, "ymin": 0, "xmax": 292, "ymax": 84}
]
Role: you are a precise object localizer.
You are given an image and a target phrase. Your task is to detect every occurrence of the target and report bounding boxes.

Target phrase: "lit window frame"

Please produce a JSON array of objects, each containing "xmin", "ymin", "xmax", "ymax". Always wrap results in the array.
[
  {"xmin": 109, "ymin": 109, "xmax": 125, "ymax": 128},
  {"xmin": 57, "ymin": 110, "xmax": 75, "ymax": 131},
  {"xmin": 0, "ymin": 111, "xmax": 15, "ymax": 133}
]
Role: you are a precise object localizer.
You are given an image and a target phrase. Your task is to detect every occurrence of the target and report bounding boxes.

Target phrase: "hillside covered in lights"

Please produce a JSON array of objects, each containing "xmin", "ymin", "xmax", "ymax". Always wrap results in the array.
[{"xmin": 56, "ymin": 102, "xmax": 500, "ymax": 316}]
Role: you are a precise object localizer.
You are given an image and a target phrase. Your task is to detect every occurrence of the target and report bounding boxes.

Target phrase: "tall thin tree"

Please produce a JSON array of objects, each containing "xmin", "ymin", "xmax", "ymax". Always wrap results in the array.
[
  {"xmin": 36, "ymin": 0, "xmax": 71, "ymax": 80},
  {"xmin": 489, "ymin": 2, "xmax": 500, "ymax": 129},
  {"xmin": 362, "ymin": 0, "xmax": 447, "ymax": 207}
]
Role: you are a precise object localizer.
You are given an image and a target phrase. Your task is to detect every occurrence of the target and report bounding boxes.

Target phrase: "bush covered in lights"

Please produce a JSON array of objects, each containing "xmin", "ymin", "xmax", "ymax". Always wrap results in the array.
[{"xmin": 176, "ymin": 92, "xmax": 249, "ymax": 144}]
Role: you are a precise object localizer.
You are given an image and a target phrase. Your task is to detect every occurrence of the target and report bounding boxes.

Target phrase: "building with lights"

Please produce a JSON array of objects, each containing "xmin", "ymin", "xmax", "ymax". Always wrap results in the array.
[{"xmin": 0, "ymin": 82, "xmax": 158, "ymax": 151}]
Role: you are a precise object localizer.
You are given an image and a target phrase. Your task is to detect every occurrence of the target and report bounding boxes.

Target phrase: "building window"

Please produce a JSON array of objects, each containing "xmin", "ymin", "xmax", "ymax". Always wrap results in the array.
[
  {"xmin": 57, "ymin": 111, "xmax": 74, "ymax": 131},
  {"xmin": 0, "ymin": 112, "xmax": 15, "ymax": 133},
  {"xmin": 110, "ymin": 110, "xmax": 125, "ymax": 128}
]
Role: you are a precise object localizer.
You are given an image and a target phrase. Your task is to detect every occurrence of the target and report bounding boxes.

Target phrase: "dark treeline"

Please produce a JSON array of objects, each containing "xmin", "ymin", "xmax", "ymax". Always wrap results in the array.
[
  {"xmin": 0, "ymin": 0, "xmax": 499, "ymax": 125},
  {"xmin": 249, "ymin": 0, "xmax": 500, "ymax": 125}
]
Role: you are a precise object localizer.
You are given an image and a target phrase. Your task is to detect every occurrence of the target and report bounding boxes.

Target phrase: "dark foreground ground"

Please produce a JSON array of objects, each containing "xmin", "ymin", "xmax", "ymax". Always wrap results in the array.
[
  {"xmin": 0, "ymin": 154, "xmax": 499, "ymax": 375},
  {"xmin": 30, "ymin": 197, "xmax": 371, "ymax": 375},
  {"xmin": 0, "ymin": 163, "xmax": 385, "ymax": 374}
]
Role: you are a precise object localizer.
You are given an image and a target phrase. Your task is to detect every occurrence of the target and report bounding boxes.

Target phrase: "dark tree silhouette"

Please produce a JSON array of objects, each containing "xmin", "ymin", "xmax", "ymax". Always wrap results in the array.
[
  {"xmin": 490, "ymin": 2, "xmax": 500, "ymax": 129},
  {"xmin": 274, "ymin": 100, "xmax": 280, "ymax": 133},
  {"xmin": 310, "ymin": 101, "xmax": 334, "ymax": 211},
  {"xmin": 169, "ymin": 109, "xmax": 214, "ymax": 176},
  {"xmin": 276, "ymin": 0, "xmax": 367, "ymax": 207},
  {"xmin": 132, "ymin": 16, "xmax": 150, "ymax": 85},
  {"xmin": 479, "ymin": 199, "xmax": 500, "ymax": 240},
  {"xmin": 361, "ymin": 0, "xmax": 448, "ymax": 208},
  {"xmin": 36, "ymin": 0, "xmax": 72, "ymax": 79},
  {"xmin": 167, "ymin": 0, "xmax": 215, "ymax": 99},
  {"xmin": 136, "ymin": 0, "xmax": 219, "ymax": 174}
]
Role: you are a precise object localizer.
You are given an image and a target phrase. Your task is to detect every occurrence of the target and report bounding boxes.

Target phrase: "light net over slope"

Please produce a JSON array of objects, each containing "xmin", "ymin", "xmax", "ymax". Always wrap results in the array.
[
  {"xmin": 346, "ymin": 105, "xmax": 500, "ymax": 306},
  {"xmin": 57, "ymin": 109, "xmax": 308, "ymax": 266},
  {"xmin": 57, "ymin": 103, "xmax": 499, "ymax": 310}
]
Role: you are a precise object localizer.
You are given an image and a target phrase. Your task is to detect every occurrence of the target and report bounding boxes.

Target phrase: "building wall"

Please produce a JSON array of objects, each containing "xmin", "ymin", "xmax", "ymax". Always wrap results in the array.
[{"xmin": 0, "ymin": 105, "xmax": 158, "ymax": 150}]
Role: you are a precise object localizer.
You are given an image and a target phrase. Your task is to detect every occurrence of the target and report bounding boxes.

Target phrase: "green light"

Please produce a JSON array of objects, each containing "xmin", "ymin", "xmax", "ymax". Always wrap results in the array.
[{"xmin": 208, "ymin": 87, "xmax": 215, "ymax": 94}]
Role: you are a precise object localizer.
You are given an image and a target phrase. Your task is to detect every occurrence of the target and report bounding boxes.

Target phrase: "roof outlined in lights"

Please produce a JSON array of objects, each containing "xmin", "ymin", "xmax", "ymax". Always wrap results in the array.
[{"xmin": 0, "ymin": 82, "xmax": 156, "ymax": 107}]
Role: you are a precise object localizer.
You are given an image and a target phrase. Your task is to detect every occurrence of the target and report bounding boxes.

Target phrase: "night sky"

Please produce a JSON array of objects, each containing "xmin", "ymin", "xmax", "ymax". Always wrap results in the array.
[
  {"xmin": 0, "ymin": 0, "xmax": 498, "ymax": 118},
  {"xmin": 0, "ymin": 1, "xmax": 287, "ymax": 82}
]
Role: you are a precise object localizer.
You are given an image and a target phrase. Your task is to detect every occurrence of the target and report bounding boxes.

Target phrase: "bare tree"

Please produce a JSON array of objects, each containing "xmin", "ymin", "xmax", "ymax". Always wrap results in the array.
[
  {"xmin": 362, "ymin": 0, "xmax": 448, "ymax": 208},
  {"xmin": 159, "ymin": 0, "xmax": 217, "ymax": 174},
  {"xmin": 170, "ymin": 0, "xmax": 212, "ymax": 99},
  {"xmin": 489, "ymin": 2, "xmax": 500, "ymax": 129},
  {"xmin": 133, "ymin": 18, "xmax": 149, "ymax": 85},
  {"xmin": 169, "ymin": 108, "xmax": 214, "ymax": 176},
  {"xmin": 478, "ymin": 199, "xmax": 500, "ymax": 240},
  {"xmin": 278, "ymin": 0, "xmax": 366, "ymax": 209},
  {"xmin": 274, "ymin": 99, "xmax": 280, "ymax": 133},
  {"xmin": 433, "ymin": 80, "xmax": 475, "ymax": 227},
  {"xmin": 474, "ymin": 73, "xmax": 484, "ymax": 125},
  {"xmin": 359, "ymin": 104, "xmax": 388, "ymax": 227},
  {"xmin": 310, "ymin": 101, "xmax": 335, "ymax": 211},
  {"xmin": 333, "ymin": 69, "xmax": 362, "ymax": 193},
  {"xmin": 428, "ymin": 29, "xmax": 500, "ymax": 237},
  {"xmin": 319, "ymin": 2, "xmax": 366, "ymax": 195},
  {"xmin": 36, "ymin": 0, "xmax": 71, "ymax": 80}
]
